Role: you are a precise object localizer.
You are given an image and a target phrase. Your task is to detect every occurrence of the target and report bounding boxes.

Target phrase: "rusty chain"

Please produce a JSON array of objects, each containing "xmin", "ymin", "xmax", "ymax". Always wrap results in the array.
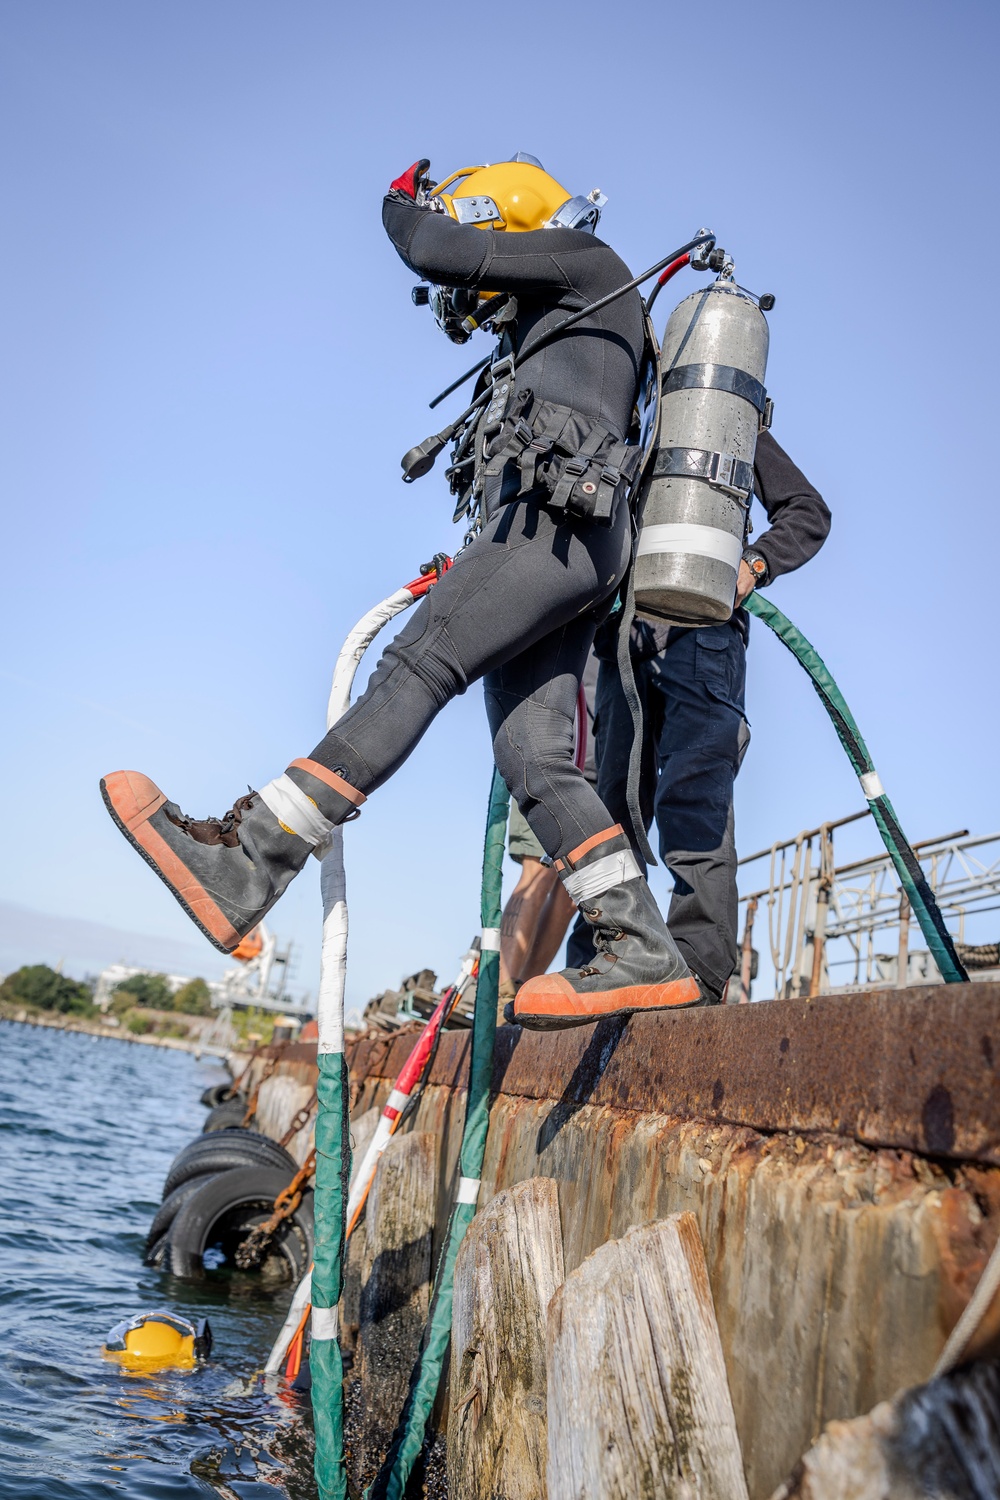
[
  {"xmin": 234, "ymin": 1147, "xmax": 317, "ymax": 1270},
  {"xmin": 279, "ymin": 1089, "xmax": 317, "ymax": 1148}
]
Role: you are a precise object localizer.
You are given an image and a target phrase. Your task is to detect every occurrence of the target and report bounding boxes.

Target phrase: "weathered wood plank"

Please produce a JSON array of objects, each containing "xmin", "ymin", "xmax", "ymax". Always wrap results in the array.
[
  {"xmin": 769, "ymin": 1357, "xmax": 1000, "ymax": 1499},
  {"xmin": 255, "ymin": 1073, "xmax": 316, "ymax": 1163},
  {"xmin": 547, "ymin": 1211, "xmax": 748, "ymax": 1500},
  {"xmin": 449, "ymin": 1177, "xmax": 564, "ymax": 1500},
  {"xmin": 357, "ymin": 1129, "xmax": 436, "ymax": 1476}
]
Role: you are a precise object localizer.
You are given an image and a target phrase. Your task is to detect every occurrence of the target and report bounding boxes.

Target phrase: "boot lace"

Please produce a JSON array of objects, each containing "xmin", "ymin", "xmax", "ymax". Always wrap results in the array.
[
  {"xmin": 164, "ymin": 791, "xmax": 258, "ymax": 848},
  {"xmin": 577, "ymin": 903, "xmax": 627, "ymax": 977}
]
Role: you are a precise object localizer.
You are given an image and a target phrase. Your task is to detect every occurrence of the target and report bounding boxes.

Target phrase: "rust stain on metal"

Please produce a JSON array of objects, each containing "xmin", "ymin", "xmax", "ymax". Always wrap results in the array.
[
  {"xmin": 350, "ymin": 983, "xmax": 1000, "ymax": 1167},
  {"xmin": 258, "ymin": 1040, "xmax": 318, "ymax": 1065}
]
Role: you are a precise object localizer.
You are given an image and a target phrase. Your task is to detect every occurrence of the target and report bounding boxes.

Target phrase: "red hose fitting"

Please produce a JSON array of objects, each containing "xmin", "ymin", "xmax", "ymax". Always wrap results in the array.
[
  {"xmin": 404, "ymin": 556, "xmax": 453, "ymax": 597},
  {"xmin": 655, "ymin": 252, "xmax": 690, "ymax": 288}
]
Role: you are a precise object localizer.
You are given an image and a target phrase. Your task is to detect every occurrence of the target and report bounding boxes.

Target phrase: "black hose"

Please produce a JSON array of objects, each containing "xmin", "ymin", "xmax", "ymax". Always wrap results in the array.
[
  {"xmin": 429, "ymin": 354, "xmax": 492, "ymax": 410},
  {"xmin": 426, "ymin": 231, "xmax": 716, "ymax": 414}
]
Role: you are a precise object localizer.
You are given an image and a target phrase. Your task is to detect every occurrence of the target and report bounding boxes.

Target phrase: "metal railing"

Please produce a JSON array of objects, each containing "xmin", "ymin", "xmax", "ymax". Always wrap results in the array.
[{"xmin": 737, "ymin": 817, "xmax": 1000, "ymax": 1000}]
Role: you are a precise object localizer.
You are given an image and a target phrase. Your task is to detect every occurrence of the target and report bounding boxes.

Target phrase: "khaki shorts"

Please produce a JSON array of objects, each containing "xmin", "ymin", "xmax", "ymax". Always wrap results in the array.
[{"xmin": 508, "ymin": 802, "xmax": 545, "ymax": 863}]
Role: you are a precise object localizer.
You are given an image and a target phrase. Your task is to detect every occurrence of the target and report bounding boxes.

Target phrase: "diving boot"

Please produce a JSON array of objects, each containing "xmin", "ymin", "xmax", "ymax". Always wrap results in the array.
[
  {"xmin": 100, "ymin": 758, "xmax": 365, "ymax": 953},
  {"xmin": 509, "ymin": 825, "xmax": 702, "ymax": 1030}
]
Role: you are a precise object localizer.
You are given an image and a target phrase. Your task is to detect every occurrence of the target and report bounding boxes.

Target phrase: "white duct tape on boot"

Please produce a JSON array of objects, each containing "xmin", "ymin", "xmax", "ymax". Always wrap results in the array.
[
  {"xmin": 859, "ymin": 771, "xmax": 884, "ymax": 800},
  {"xmin": 456, "ymin": 1177, "xmax": 481, "ymax": 1205},
  {"xmin": 636, "ymin": 523, "xmax": 743, "ymax": 570},
  {"xmin": 480, "ymin": 927, "xmax": 501, "ymax": 952},
  {"xmin": 562, "ymin": 849, "xmax": 642, "ymax": 904},
  {"xmin": 258, "ymin": 774, "xmax": 335, "ymax": 846}
]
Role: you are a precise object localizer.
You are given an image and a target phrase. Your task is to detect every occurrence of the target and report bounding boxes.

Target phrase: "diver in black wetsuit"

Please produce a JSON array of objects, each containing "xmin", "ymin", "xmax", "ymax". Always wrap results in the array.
[{"xmin": 100, "ymin": 153, "xmax": 701, "ymax": 1029}]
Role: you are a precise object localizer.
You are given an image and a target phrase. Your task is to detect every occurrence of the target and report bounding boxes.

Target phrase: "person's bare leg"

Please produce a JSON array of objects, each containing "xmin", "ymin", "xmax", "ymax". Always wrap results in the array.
[{"xmin": 499, "ymin": 857, "xmax": 576, "ymax": 999}]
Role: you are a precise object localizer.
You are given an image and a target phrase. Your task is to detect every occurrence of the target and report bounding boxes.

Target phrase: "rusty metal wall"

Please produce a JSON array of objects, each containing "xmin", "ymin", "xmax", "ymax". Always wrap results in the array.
[
  {"xmin": 244, "ymin": 988, "xmax": 1000, "ymax": 1498},
  {"xmin": 351, "ymin": 1072, "xmax": 999, "ymax": 1500},
  {"xmin": 350, "ymin": 981, "xmax": 1000, "ymax": 1166}
]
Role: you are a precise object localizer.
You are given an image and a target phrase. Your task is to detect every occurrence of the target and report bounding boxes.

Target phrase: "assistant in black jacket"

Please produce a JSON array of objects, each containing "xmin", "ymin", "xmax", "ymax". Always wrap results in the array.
[{"xmin": 572, "ymin": 433, "xmax": 831, "ymax": 1001}]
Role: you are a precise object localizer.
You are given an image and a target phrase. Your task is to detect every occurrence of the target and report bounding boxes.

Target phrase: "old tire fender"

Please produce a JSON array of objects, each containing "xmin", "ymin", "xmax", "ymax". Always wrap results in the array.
[
  {"xmin": 162, "ymin": 1129, "xmax": 297, "ymax": 1199},
  {"xmin": 168, "ymin": 1167, "xmax": 314, "ymax": 1280}
]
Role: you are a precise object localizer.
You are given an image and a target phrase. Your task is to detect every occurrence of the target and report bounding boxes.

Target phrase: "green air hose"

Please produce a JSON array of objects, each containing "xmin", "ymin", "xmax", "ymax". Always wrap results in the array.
[
  {"xmin": 367, "ymin": 766, "xmax": 509, "ymax": 1500},
  {"xmin": 311, "ymin": 1052, "xmax": 351, "ymax": 1500},
  {"xmin": 745, "ymin": 592, "xmax": 968, "ymax": 985}
]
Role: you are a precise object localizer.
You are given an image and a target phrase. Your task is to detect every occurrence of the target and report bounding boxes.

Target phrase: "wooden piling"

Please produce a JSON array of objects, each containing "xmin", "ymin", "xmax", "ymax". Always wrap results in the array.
[
  {"xmin": 448, "ymin": 1177, "xmax": 564, "ymax": 1500},
  {"xmin": 357, "ymin": 1129, "xmax": 436, "ymax": 1474},
  {"xmin": 547, "ymin": 1211, "xmax": 748, "ymax": 1500}
]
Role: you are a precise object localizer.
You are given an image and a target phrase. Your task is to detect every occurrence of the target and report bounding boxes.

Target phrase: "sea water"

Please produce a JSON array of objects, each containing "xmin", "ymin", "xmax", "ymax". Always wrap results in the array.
[{"xmin": 0, "ymin": 1021, "xmax": 315, "ymax": 1498}]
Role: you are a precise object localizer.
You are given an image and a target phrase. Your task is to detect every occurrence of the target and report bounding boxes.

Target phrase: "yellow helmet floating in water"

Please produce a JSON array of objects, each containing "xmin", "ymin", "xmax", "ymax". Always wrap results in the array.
[
  {"xmin": 103, "ymin": 1311, "xmax": 212, "ymax": 1372},
  {"xmin": 431, "ymin": 152, "xmax": 606, "ymax": 234}
]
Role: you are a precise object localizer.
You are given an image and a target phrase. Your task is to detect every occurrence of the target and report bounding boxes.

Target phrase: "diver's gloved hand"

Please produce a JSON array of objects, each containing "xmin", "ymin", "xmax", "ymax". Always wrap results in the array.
[{"xmin": 388, "ymin": 159, "xmax": 433, "ymax": 206}]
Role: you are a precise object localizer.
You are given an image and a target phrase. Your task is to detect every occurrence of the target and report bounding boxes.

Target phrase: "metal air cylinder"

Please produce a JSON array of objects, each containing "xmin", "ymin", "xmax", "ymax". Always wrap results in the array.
[{"xmin": 635, "ymin": 279, "xmax": 770, "ymax": 626}]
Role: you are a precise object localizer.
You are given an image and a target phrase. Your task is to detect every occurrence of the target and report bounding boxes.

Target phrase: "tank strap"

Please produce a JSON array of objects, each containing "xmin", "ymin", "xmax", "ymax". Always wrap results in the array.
[
  {"xmin": 663, "ymin": 361, "xmax": 769, "ymax": 417},
  {"xmin": 653, "ymin": 445, "xmax": 754, "ymax": 501}
]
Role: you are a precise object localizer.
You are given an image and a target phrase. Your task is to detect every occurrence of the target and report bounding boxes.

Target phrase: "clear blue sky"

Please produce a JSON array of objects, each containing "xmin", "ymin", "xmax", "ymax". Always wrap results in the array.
[{"xmin": 2, "ymin": 0, "xmax": 997, "ymax": 1010}]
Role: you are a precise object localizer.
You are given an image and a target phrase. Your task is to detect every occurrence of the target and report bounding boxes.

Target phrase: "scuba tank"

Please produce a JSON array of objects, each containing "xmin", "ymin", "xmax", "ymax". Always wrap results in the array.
[{"xmin": 634, "ymin": 275, "xmax": 772, "ymax": 626}]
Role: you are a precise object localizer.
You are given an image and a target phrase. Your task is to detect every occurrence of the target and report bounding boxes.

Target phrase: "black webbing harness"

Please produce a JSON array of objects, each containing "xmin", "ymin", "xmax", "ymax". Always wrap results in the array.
[{"xmin": 611, "ymin": 311, "xmax": 663, "ymax": 869}]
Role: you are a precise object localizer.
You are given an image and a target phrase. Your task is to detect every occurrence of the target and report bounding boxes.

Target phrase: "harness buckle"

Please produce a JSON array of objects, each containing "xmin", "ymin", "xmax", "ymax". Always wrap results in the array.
[
  {"xmin": 705, "ymin": 449, "xmax": 753, "ymax": 500},
  {"xmin": 709, "ymin": 451, "xmax": 735, "ymax": 488},
  {"xmin": 489, "ymin": 354, "xmax": 515, "ymax": 385}
]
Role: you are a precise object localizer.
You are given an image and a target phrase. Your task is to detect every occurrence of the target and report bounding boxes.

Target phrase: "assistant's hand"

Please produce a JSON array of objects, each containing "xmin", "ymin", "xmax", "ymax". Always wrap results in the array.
[
  {"xmin": 734, "ymin": 560, "xmax": 757, "ymax": 607},
  {"xmin": 388, "ymin": 159, "xmax": 432, "ymax": 201}
]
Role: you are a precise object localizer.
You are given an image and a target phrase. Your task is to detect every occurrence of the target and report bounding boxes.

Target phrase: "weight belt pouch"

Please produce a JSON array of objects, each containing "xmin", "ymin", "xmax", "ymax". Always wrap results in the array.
[
  {"xmin": 545, "ymin": 426, "xmax": 641, "ymax": 524},
  {"xmin": 483, "ymin": 397, "xmax": 640, "ymax": 525}
]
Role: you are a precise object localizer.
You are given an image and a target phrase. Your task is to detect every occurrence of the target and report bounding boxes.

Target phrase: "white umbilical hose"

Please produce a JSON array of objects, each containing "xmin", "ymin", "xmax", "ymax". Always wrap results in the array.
[{"xmin": 265, "ymin": 583, "xmax": 427, "ymax": 1377}]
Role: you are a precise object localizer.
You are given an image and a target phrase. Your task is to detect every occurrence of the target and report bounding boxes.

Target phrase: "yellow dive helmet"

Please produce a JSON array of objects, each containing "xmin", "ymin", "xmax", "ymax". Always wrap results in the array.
[
  {"xmin": 431, "ymin": 152, "xmax": 606, "ymax": 234},
  {"xmin": 419, "ymin": 153, "xmax": 607, "ymax": 342},
  {"xmin": 103, "ymin": 1311, "xmax": 212, "ymax": 1372}
]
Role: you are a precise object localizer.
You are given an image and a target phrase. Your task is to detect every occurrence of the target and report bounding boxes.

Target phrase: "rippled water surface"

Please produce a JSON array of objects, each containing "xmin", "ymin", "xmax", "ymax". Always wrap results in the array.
[{"xmin": 0, "ymin": 1021, "xmax": 315, "ymax": 1499}]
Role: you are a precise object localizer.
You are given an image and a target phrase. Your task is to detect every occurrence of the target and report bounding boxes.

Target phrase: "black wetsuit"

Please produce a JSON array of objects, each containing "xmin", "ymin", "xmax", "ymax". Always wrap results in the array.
[
  {"xmin": 381, "ymin": 196, "xmax": 644, "ymax": 433},
  {"xmin": 307, "ymin": 198, "xmax": 646, "ymax": 860}
]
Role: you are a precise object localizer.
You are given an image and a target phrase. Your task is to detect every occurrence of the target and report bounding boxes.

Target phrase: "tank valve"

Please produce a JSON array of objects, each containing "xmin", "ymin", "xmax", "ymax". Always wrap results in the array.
[
  {"xmin": 759, "ymin": 293, "xmax": 776, "ymax": 311},
  {"xmin": 689, "ymin": 232, "xmax": 717, "ymax": 272},
  {"xmin": 412, "ymin": 284, "xmax": 430, "ymax": 306}
]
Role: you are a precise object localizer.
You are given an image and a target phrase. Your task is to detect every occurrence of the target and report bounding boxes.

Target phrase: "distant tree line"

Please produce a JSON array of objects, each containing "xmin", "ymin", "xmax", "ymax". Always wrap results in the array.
[
  {"xmin": 0, "ymin": 964, "xmax": 95, "ymax": 1016},
  {"xmin": 0, "ymin": 965, "xmax": 214, "ymax": 1030},
  {"xmin": 111, "ymin": 973, "xmax": 213, "ymax": 1015}
]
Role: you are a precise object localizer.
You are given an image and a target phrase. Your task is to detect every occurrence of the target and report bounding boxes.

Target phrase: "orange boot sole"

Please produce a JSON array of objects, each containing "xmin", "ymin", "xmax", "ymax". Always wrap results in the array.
[
  {"xmin": 510, "ymin": 971, "xmax": 703, "ymax": 1030},
  {"xmin": 101, "ymin": 771, "xmax": 242, "ymax": 952}
]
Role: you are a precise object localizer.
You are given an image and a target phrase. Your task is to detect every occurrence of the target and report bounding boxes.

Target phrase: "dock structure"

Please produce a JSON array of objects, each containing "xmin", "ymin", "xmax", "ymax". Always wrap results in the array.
[{"xmin": 239, "ymin": 981, "xmax": 1000, "ymax": 1498}]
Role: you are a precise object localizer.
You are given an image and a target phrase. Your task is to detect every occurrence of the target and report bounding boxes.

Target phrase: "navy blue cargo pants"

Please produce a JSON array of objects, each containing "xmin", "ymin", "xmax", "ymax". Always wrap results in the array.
[{"xmin": 566, "ymin": 619, "xmax": 750, "ymax": 999}]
